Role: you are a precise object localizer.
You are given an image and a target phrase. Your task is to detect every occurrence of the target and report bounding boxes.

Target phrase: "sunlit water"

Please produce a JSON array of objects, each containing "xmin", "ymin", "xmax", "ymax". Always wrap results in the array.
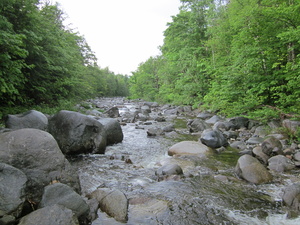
[{"xmin": 69, "ymin": 101, "xmax": 300, "ymax": 225}]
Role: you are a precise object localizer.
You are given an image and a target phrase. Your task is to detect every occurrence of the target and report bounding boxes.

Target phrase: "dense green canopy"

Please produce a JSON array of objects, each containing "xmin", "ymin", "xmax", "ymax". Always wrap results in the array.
[
  {"xmin": 0, "ymin": 0, "xmax": 129, "ymax": 110},
  {"xmin": 129, "ymin": 0, "xmax": 300, "ymax": 120}
]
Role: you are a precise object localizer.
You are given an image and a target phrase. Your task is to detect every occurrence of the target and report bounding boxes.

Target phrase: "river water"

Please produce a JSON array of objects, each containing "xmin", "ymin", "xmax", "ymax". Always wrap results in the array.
[{"xmin": 70, "ymin": 100, "xmax": 300, "ymax": 225}]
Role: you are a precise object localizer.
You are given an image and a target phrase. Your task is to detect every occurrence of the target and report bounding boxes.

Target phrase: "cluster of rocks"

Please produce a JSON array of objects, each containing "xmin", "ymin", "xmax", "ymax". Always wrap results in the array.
[{"xmin": 0, "ymin": 108, "xmax": 126, "ymax": 224}]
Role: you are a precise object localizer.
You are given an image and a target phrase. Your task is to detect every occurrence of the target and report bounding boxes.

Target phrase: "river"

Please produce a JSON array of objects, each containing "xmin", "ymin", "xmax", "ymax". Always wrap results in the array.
[{"xmin": 69, "ymin": 100, "xmax": 300, "ymax": 225}]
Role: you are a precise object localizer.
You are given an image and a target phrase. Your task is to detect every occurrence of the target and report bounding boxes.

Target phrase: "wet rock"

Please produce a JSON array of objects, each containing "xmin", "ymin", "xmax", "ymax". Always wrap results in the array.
[
  {"xmin": 268, "ymin": 155, "xmax": 295, "ymax": 172},
  {"xmin": 147, "ymin": 128, "xmax": 163, "ymax": 136},
  {"xmin": 228, "ymin": 117, "xmax": 249, "ymax": 129},
  {"xmin": 253, "ymin": 146, "xmax": 269, "ymax": 165},
  {"xmin": 205, "ymin": 115, "xmax": 223, "ymax": 125},
  {"xmin": 261, "ymin": 136, "xmax": 283, "ymax": 156},
  {"xmin": 98, "ymin": 118, "xmax": 123, "ymax": 145},
  {"xmin": 156, "ymin": 164, "xmax": 183, "ymax": 176},
  {"xmin": 235, "ymin": 155, "xmax": 272, "ymax": 184},
  {"xmin": 200, "ymin": 129, "xmax": 228, "ymax": 148},
  {"xmin": 5, "ymin": 110, "xmax": 48, "ymax": 131},
  {"xmin": 168, "ymin": 141, "xmax": 210, "ymax": 156},
  {"xmin": 141, "ymin": 105, "xmax": 151, "ymax": 114},
  {"xmin": 48, "ymin": 110, "xmax": 107, "ymax": 154},
  {"xmin": 162, "ymin": 124, "xmax": 175, "ymax": 132},
  {"xmin": 39, "ymin": 183, "xmax": 89, "ymax": 220},
  {"xmin": 0, "ymin": 163, "xmax": 27, "ymax": 217},
  {"xmin": 18, "ymin": 204, "xmax": 79, "ymax": 225},
  {"xmin": 89, "ymin": 188, "xmax": 128, "ymax": 223},
  {"xmin": 104, "ymin": 107, "xmax": 120, "ymax": 118},
  {"xmin": 246, "ymin": 136, "xmax": 264, "ymax": 145},
  {"xmin": 187, "ymin": 119, "xmax": 210, "ymax": 133},
  {"xmin": 0, "ymin": 128, "xmax": 80, "ymax": 203},
  {"xmin": 282, "ymin": 183, "xmax": 300, "ymax": 210}
]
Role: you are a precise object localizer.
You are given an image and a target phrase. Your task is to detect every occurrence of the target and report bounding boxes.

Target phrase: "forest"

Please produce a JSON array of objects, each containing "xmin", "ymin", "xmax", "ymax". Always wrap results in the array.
[
  {"xmin": 129, "ymin": 0, "xmax": 300, "ymax": 120},
  {"xmin": 0, "ymin": 0, "xmax": 129, "ymax": 117}
]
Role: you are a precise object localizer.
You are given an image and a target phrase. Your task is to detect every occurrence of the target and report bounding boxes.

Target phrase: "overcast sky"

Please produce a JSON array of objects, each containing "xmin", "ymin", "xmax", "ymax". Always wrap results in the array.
[{"xmin": 55, "ymin": 0, "xmax": 181, "ymax": 75}]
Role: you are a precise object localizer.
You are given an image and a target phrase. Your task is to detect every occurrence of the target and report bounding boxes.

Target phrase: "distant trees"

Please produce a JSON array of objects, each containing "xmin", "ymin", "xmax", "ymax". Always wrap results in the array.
[
  {"xmin": 0, "ymin": 0, "xmax": 129, "ymax": 108},
  {"xmin": 129, "ymin": 0, "xmax": 300, "ymax": 119}
]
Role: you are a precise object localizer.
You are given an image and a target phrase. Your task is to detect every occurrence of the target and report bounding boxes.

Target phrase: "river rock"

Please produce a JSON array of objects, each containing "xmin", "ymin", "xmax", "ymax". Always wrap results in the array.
[
  {"xmin": 48, "ymin": 110, "xmax": 107, "ymax": 154},
  {"xmin": 168, "ymin": 141, "xmax": 210, "ymax": 156},
  {"xmin": 252, "ymin": 146, "xmax": 269, "ymax": 164},
  {"xmin": 187, "ymin": 119, "xmax": 210, "ymax": 133},
  {"xmin": 282, "ymin": 183, "xmax": 300, "ymax": 211},
  {"xmin": 18, "ymin": 204, "xmax": 79, "ymax": 225},
  {"xmin": 0, "ymin": 163, "xmax": 27, "ymax": 218},
  {"xmin": 282, "ymin": 119, "xmax": 300, "ymax": 135},
  {"xmin": 156, "ymin": 164, "xmax": 183, "ymax": 176},
  {"xmin": 268, "ymin": 155, "xmax": 295, "ymax": 172},
  {"xmin": 104, "ymin": 107, "xmax": 120, "ymax": 118},
  {"xmin": 98, "ymin": 118, "xmax": 123, "ymax": 145},
  {"xmin": 200, "ymin": 129, "xmax": 228, "ymax": 148},
  {"xmin": 261, "ymin": 136, "xmax": 283, "ymax": 156},
  {"xmin": 163, "ymin": 124, "xmax": 175, "ymax": 132},
  {"xmin": 196, "ymin": 111, "xmax": 214, "ymax": 120},
  {"xmin": 39, "ymin": 183, "xmax": 89, "ymax": 220},
  {"xmin": 213, "ymin": 121, "xmax": 234, "ymax": 131},
  {"xmin": 205, "ymin": 115, "xmax": 223, "ymax": 125},
  {"xmin": 228, "ymin": 116, "xmax": 249, "ymax": 129},
  {"xmin": 147, "ymin": 128, "xmax": 163, "ymax": 136},
  {"xmin": 89, "ymin": 188, "xmax": 128, "ymax": 223},
  {"xmin": 0, "ymin": 128, "xmax": 80, "ymax": 203},
  {"xmin": 235, "ymin": 155, "xmax": 272, "ymax": 184},
  {"xmin": 5, "ymin": 110, "xmax": 48, "ymax": 131}
]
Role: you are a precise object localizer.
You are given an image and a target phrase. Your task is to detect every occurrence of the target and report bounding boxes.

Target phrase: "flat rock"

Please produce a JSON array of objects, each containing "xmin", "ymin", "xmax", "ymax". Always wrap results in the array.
[{"xmin": 168, "ymin": 141, "xmax": 210, "ymax": 156}]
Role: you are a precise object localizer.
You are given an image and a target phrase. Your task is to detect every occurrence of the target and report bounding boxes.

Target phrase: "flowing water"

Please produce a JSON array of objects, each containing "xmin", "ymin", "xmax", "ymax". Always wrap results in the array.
[{"xmin": 70, "ymin": 101, "xmax": 300, "ymax": 225}]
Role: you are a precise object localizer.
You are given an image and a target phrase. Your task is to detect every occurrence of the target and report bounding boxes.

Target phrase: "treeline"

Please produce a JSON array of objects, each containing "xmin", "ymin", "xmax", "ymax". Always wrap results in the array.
[
  {"xmin": 0, "ymin": 0, "xmax": 129, "ymax": 109},
  {"xmin": 129, "ymin": 0, "xmax": 300, "ymax": 119}
]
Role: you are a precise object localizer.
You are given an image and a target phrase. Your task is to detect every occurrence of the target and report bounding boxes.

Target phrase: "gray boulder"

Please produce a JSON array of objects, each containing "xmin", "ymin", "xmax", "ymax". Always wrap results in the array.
[
  {"xmin": 282, "ymin": 183, "xmax": 300, "ymax": 210},
  {"xmin": 89, "ymin": 188, "xmax": 128, "ymax": 223},
  {"xmin": 235, "ymin": 155, "xmax": 272, "ymax": 184},
  {"xmin": 228, "ymin": 117, "xmax": 249, "ymax": 129},
  {"xmin": 205, "ymin": 115, "xmax": 223, "ymax": 125},
  {"xmin": 98, "ymin": 118, "xmax": 123, "ymax": 145},
  {"xmin": 261, "ymin": 136, "xmax": 283, "ymax": 156},
  {"xmin": 104, "ymin": 107, "xmax": 120, "ymax": 118},
  {"xmin": 48, "ymin": 110, "xmax": 107, "ymax": 154},
  {"xmin": 196, "ymin": 112, "xmax": 213, "ymax": 120},
  {"xmin": 187, "ymin": 119, "xmax": 210, "ymax": 133},
  {"xmin": 147, "ymin": 128, "xmax": 164, "ymax": 137},
  {"xmin": 5, "ymin": 110, "xmax": 48, "ymax": 131},
  {"xmin": 156, "ymin": 164, "xmax": 183, "ymax": 176},
  {"xmin": 168, "ymin": 141, "xmax": 210, "ymax": 156},
  {"xmin": 39, "ymin": 183, "xmax": 89, "ymax": 219},
  {"xmin": 0, "ymin": 163, "xmax": 27, "ymax": 217},
  {"xmin": 200, "ymin": 129, "xmax": 228, "ymax": 148},
  {"xmin": 0, "ymin": 128, "xmax": 80, "ymax": 203},
  {"xmin": 18, "ymin": 204, "xmax": 79, "ymax": 225},
  {"xmin": 268, "ymin": 155, "xmax": 295, "ymax": 172},
  {"xmin": 252, "ymin": 146, "xmax": 269, "ymax": 165}
]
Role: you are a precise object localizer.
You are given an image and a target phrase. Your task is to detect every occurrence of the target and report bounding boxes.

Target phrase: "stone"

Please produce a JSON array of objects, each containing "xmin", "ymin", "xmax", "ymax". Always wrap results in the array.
[
  {"xmin": 205, "ymin": 115, "xmax": 223, "ymax": 125},
  {"xmin": 155, "ymin": 164, "xmax": 183, "ymax": 176},
  {"xmin": 282, "ymin": 183, "xmax": 300, "ymax": 211},
  {"xmin": 0, "ymin": 163, "xmax": 27, "ymax": 217},
  {"xmin": 89, "ymin": 188, "xmax": 128, "ymax": 222},
  {"xmin": 98, "ymin": 118, "xmax": 123, "ymax": 145},
  {"xmin": 196, "ymin": 112, "xmax": 214, "ymax": 120},
  {"xmin": 246, "ymin": 136, "xmax": 264, "ymax": 145},
  {"xmin": 252, "ymin": 146, "xmax": 269, "ymax": 165},
  {"xmin": 39, "ymin": 183, "xmax": 89, "ymax": 219},
  {"xmin": 268, "ymin": 155, "xmax": 295, "ymax": 172},
  {"xmin": 200, "ymin": 129, "xmax": 228, "ymax": 148},
  {"xmin": 0, "ymin": 128, "xmax": 80, "ymax": 203},
  {"xmin": 18, "ymin": 204, "xmax": 79, "ymax": 225},
  {"xmin": 104, "ymin": 107, "xmax": 120, "ymax": 118},
  {"xmin": 261, "ymin": 136, "xmax": 283, "ymax": 156},
  {"xmin": 228, "ymin": 117, "xmax": 249, "ymax": 129},
  {"xmin": 48, "ymin": 110, "xmax": 107, "ymax": 154},
  {"xmin": 187, "ymin": 119, "xmax": 210, "ymax": 133},
  {"xmin": 282, "ymin": 119, "xmax": 300, "ymax": 135},
  {"xmin": 5, "ymin": 110, "xmax": 48, "ymax": 131},
  {"xmin": 147, "ymin": 128, "xmax": 163, "ymax": 136},
  {"xmin": 235, "ymin": 155, "xmax": 272, "ymax": 184},
  {"xmin": 168, "ymin": 141, "xmax": 210, "ymax": 156}
]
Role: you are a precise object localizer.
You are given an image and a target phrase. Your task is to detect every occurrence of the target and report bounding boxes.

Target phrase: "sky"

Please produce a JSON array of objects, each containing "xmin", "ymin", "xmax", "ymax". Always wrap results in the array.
[{"xmin": 55, "ymin": 0, "xmax": 182, "ymax": 75}]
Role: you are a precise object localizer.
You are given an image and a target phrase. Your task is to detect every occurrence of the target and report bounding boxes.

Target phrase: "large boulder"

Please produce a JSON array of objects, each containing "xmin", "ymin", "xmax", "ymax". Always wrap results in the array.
[
  {"xmin": 282, "ymin": 183, "xmax": 300, "ymax": 210},
  {"xmin": 18, "ymin": 204, "xmax": 79, "ymax": 225},
  {"xmin": 235, "ymin": 155, "xmax": 272, "ymax": 184},
  {"xmin": 261, "ymin": 136, "xmax": 283, "ymax": 156},
  {"xmin": 187, "ymin": 119, "xmax": 210, "ymax": 133},
  {"xmin": 98, "ymin": 118, "xmax": 123, "ymax": 145},
  {"xmin": 200, "ymin": 129, "xmax": 228, "ymax": 148},
  {"xmin": 0, "ymin": 128, "xmax": 80, "ymax": 203},
  {"xmin": 48, "ymin": 110, "xmax": 107, "ymax": 154},
  {"xmin": 0, "ymin": 163, "xmax": 27, "ymax": 218},
  {"xmin": 39, "ymin": 183, "xmax": 89, "ymax": 220},
  {"xmin": 89, "ymin": 188, "xmax": 128, "ymax": 223},
  {"xmin": 5, "ymin": 110, "xmax": 48, "ymax": 131},
  {"xmin": 168, "ymin": 141, "xmax": 210, "ymax": 156}
]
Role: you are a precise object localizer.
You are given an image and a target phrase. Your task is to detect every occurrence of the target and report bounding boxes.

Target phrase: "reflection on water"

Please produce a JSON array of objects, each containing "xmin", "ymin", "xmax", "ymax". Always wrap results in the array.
[{"xmin": 69, "ymin": 102, "xmax": 300, "ymax": 224}]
